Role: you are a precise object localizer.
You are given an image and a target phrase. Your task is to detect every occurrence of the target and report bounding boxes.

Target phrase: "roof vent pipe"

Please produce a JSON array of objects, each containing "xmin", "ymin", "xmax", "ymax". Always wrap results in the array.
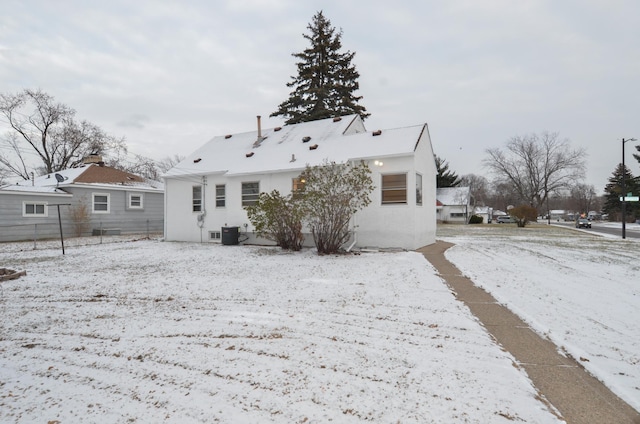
[
  {"xmin": 257, "ymin": 115, "xmax": 262, "ymax": 139},
  {"xmin": 253, "ymin": 115, "xmax": 264, "ymax": 148}
]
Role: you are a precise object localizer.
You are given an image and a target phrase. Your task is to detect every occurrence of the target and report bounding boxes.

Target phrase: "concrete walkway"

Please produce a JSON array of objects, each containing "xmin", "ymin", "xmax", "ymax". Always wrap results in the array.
[{"xmin": 418, "ymin": 241, "xmax": 640, "ymax": 424}]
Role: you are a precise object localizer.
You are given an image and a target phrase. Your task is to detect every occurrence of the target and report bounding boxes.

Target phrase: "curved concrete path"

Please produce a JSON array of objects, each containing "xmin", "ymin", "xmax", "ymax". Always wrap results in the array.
[{"xmin": 418, "ymin": 241, "xmax": 640, "ymax": 424}]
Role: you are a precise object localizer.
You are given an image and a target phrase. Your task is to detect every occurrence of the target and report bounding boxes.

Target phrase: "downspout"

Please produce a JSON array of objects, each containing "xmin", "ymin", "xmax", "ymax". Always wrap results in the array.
[
  {"xmin": 345, "ymin": 214, "xmax": 358, "ymax": 252},
  {"xmin": 198, "ymin": 176, "xmax": 207, "ymax": 242},
  {"xmin": 345, "ymin": 161, "xmax": 359, "ymax": 252},
  {"xmin": 163, "ymin": 178, "xmax": 168, "ymax": 240}
]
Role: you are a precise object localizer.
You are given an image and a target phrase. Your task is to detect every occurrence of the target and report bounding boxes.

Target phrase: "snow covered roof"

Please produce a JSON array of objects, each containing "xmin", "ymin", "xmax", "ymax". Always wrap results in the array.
[
  {"xmin": 164, "ymin": 115, "xmax": 428, "ymax": 178},
  {"xmin": 436, "ymin": 187, "xmax": 471, "ymax": 206},
  {"xmin": 0, "ymin": 185, "xmax": 71, "ymax": 196},
  {"xmin": 1, "ymin": 164, "xmax": 163, "ymax": 194}
]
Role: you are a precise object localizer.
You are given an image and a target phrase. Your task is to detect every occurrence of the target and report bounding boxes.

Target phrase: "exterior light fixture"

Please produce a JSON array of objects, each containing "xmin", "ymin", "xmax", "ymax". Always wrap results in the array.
[{"xmin": 374, "ymin": 160, "xmax": 384, "ymax": 167}]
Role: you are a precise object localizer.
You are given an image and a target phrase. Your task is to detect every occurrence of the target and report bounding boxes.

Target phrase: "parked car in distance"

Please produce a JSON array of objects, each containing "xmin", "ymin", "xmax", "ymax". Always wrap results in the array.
[
  {"xmin": 576, "ymin": 218, "xmax": 592, "ymax": 229},
  {"xmin": 496, "ymin": 215, "xmax": 516, "ymax": 223}
]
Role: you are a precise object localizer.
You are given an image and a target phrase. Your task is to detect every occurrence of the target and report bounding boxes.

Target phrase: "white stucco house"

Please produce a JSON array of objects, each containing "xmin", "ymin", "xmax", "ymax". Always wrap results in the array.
[
  {"xmin": 436, "ymin": 186, "xmax": 472, "ymax": 223},
  {"xmin": 163, "ymin": 114, "xmax": 437, "ymax": 250}
]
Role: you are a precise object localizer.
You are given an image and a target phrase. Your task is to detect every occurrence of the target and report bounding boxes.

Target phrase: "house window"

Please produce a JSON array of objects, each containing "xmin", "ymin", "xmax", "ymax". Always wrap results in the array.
[
  {"xmin": 209, "ymin": 231, "xmax": 221, "ymax": 241},
  {"xmin": 193, "ymin": 185, "xmax": 202, "ymax": 212},
  {"xmin": 450, "ymin": 212, "xmax": 465, "ymax": 218},
  {"xmin": 128, "ymin": 193, "xmax": 143, "ymax": 209},
  {"xmin": 23, "ymin": 202, "xmax": 48, "ymax": 217},
  {"xmin": 292, "ymin": 177, "xmax": 306, "ymax": 192},
  {"xmin": 92, "ymin": 193, "xmax": 110, "ymax": 213},
  {"xmin": 416, "ymin": 173, "xmax": 423, "ymax": 206},
  {"xmin": 216, "ymin": 184, "xmax": 226, "ymax": 207},
  {"xmin": 242, "ymin": 182, "xmax": 260, "ymax": 207},
  {"xmin": 381, "ymin": 173, "xmax": 407, "ymax": 204},
  {"xmin": 292, "ymin": 177, "xmax": 306, "ymax": 198}
]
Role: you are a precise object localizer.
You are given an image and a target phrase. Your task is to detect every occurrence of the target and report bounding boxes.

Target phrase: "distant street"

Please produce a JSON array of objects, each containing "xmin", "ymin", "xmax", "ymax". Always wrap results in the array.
[{"xmin": 548, "ymin": 221, "xmax": 640, "ymax": 239}]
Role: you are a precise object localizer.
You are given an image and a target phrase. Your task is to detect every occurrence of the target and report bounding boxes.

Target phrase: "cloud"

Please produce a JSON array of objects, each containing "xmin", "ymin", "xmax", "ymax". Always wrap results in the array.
[
  {"xmin": 2, "ymin": 0, "xmax": 639, "ymax": 192},
  {"xmin": 117, "ymin": 114, "xmax": 151, "ymax": 129}
]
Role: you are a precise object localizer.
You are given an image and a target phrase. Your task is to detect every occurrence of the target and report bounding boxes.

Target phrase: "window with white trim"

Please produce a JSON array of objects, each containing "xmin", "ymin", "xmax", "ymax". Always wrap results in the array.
[
  {"xmin": 209, "ymin": 230, "xmax": 221, "ymax": 241},
  {"xmin": 216, "ymin": 184, "xmax": 226, "ymax": 207},
  {"xmin": 241, "ymin": 181, "xmax": 260, "ymax": 207},
  {"xmin": 381, "ymin": 173, "xmax": 407, "ymax": 204},
  {"xmin": 23, "ymin": 201, "xmax": 48, "ymax": 217},
  {"xmin": 193, "ymin": 185, "xmax": 202, "ymax": 212},
  {"xmin": 128, "ymin": 193, "xmax": 143, "ymax": 209},
  {"xmin": 92, "ymin": 193, "xmax": 110, "ymax": 213},
  {"xmin": 416, "ymin": 173, "xmax": 423, "ymax": 206}
]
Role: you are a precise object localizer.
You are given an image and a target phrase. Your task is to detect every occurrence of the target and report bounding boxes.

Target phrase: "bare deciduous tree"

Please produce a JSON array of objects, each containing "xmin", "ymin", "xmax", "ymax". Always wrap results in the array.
[
  {"xmin": 157, "ymin": 154, "xmax": 185, "ymax": 174},
  {"xmin": 484, "ymin": 132, "xmax": 586, "ymax": 210},
  {"xmin": 460, "ymin": 173, "xmax": 490, "ymax": 206},
  {"xmin": 302, "ymin": 160, "xmax": 374, "ymax": 254},
  {"xmin": 106, "ymin": 154, "xmax": 186, "ymax": 181},
  {"xmin": 0, "ymin": 88, "xmax": 125, "ymax": 179},
  {"xmin": 568, "ymin": 183, "xmax": 597, "ymax": 214}
]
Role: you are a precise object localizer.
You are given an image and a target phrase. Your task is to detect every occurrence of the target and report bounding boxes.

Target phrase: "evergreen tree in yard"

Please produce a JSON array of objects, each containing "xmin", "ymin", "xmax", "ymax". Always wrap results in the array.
[
  {"xmin": 435, "ymin": 155, "xmax": 461, "ymax": 187},
  {"xmin": 602, "ymin": 163, "xmax": 640, "ymax": 221},
  {"xmin": 271, "ymin": 11, "xmax": 369, "ymax": 124}
]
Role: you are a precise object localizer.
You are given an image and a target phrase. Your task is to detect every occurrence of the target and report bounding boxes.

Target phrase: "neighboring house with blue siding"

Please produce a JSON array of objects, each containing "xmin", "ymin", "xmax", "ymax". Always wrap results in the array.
[{"xmin": 0, "ymin": 162, "xmax": 164, "ymax": 242}]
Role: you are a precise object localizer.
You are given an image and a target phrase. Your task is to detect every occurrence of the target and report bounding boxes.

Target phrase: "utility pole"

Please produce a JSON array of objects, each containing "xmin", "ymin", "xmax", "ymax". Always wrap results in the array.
[{"xmin": 621, "ymin": 137, "xmax": 637, "ymax": 239}]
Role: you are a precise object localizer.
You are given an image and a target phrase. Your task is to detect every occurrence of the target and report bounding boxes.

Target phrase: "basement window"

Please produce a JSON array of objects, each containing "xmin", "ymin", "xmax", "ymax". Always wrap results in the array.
[
  {"xmin": 381, "ymin": 173, "xmax": 407, "ymax": 204},
  {"xmin": 209, "ymin": 231, "xmax": 221, "ymax": 242}
]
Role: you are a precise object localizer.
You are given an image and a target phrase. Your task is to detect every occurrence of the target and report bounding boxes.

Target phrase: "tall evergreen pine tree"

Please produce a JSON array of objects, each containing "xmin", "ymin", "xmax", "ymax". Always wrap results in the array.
[
  {"xmin": 271, "ymin": 11, "xmax": 369, "ymax": 124},
  {"xmin": 602, "ymin": 163, "xmax": 640, "ymax": 221},
  {"xmin": 435, "ymin": 156, "xmax": 461, "ymax": 188}
]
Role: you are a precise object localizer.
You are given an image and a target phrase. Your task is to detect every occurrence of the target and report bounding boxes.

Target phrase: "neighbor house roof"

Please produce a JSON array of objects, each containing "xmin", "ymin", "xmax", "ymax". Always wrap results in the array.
[
  {"xmin": 164, "ymin": 115, "xmax": 429, "ymax": 178},
  {"xmin": 1, "ymin": 164, "xmax": 163, "ymax": 194},
  {"xmin": 436, "ymin": 187, "xmax": 471, "ymax": 206}
]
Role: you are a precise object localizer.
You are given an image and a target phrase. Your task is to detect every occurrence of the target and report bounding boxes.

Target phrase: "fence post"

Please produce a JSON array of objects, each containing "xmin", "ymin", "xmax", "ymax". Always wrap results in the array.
[
  {"xmin": 33, "ymin": 223, "xmax": 37, "ymax": 250},
  {"xmin": 146, "ymin": 219, "xmax": 149, "ymax": 238},
  {"xmin": 100, "ymin": 221, "xmax": 103, "ymax": 244}
]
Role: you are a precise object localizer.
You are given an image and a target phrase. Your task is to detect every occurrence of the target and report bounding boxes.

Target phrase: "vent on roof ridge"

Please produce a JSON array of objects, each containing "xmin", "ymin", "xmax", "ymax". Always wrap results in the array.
[
  {"xmin": 225, "ymin": 134, "xmax": 232, "ymax": 139},
  {"xmin": 246, "ymin": 152, "xmax": 255, "ymax": 157},
  {"xmin": 372, "ymin": 130, "xmax": 382, "ymax": 136},
  {"xmin": 309, "ymin": 144, "xmax": 318, "ymax": 150},
  {"xmin": 302, "ymin": 136, "xmax": 311, "ymax": 143},
  {"xmin": 274, "ymin": 126, "xmax": 282, "ymax": 132},
  {"xmin": 194, "ymin": 158, "xmax": 202, "ymax": 163},
  {"xmin": 333, "ymin": 116, "xmax": 342, "ymax": 122},
  {"xmin": 290, "ymin": 154, "xmax": 296, "ymax": 162}
]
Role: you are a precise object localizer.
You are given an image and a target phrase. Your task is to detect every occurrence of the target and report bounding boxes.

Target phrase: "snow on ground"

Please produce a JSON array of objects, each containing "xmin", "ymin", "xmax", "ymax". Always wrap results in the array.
[
  {"xmin": 439, "ymin": 222, "xmax": 640, "ymax": 413},
  {"xmin": 0, "ymin": 236, "xmax": 561, "ymax": 423}
]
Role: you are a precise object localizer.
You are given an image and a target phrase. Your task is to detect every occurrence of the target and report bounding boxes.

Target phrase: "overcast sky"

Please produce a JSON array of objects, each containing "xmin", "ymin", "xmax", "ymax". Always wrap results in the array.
[{"xmin": 2, "ymin": 0, "xmax": 639, "ymax": 193}]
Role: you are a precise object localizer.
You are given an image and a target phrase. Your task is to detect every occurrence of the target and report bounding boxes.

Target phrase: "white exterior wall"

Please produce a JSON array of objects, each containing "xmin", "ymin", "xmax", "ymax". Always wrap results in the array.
[
  {"xmin": 164, "ymin": 170, "xmax": 307, "ymax": 243},
  {"xmin": 353, "ymin": 137, "xmax": 436, "ymax": 250},
  {"xmin": 164, "ymin": 127, "xmax": 437, "ymax": 250},
  {"xmin": 437, "ymin": 205, "xmax": 469, "ymax": 223}
]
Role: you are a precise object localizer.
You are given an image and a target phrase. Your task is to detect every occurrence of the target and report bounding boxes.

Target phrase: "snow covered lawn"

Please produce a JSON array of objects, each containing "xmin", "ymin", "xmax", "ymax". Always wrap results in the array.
[
  {"xmin": 0, "ymin": 236, "xmax": 560, "ymax": 423},
  {"xmin": 440, "ymin": 223, "xmax": 640, "ymax": 413}
]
